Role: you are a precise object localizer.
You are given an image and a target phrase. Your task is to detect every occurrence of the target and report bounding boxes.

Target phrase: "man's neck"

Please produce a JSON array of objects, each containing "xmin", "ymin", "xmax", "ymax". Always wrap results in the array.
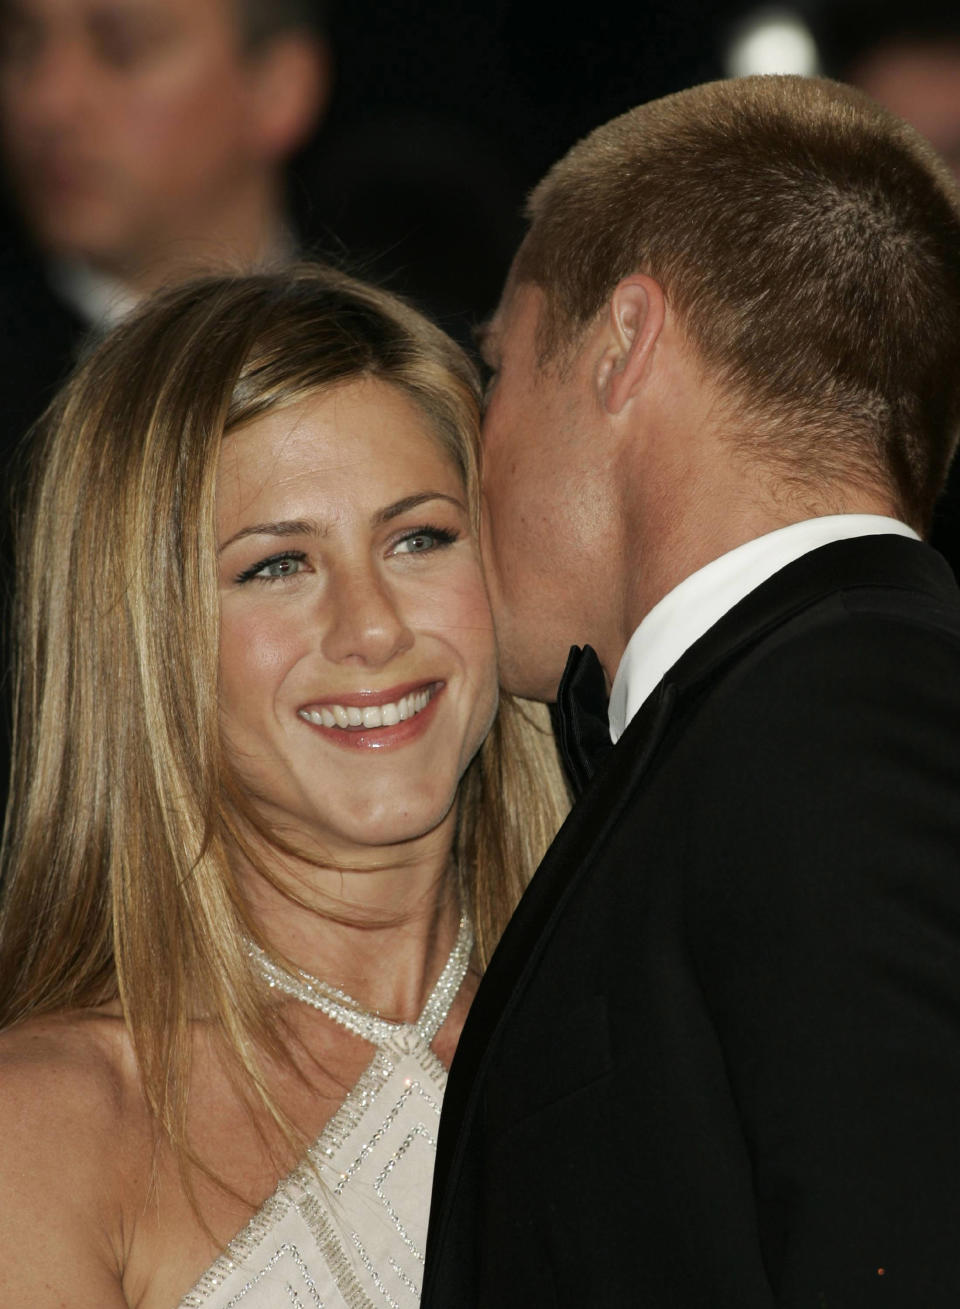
[
  {"xmin": 613, "ymin": 465, "xmax": 899, "ymax": 679},
  {"xmin": 52, "ymin": 218, "xmax": 293, "ymax": 330},
  {"xmin": 124, "ymin": 214, "xmax": 294, "ymax": 301},
  {"xmin": 56, "ymin": 173, "xmax": 293, "ymax": 319}
]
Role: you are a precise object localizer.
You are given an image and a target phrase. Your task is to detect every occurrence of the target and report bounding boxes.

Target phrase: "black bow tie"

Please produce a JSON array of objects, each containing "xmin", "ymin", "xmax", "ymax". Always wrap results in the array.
[{"xmin": 553, "ymin": 644, "xmax": 613, "ymax": 795}]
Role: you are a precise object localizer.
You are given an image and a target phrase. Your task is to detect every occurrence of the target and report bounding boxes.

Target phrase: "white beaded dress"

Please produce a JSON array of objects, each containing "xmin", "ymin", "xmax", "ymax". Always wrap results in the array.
[{"xmin": 178, "ymin": 915, "xmax": 472, "ymax": 1309}]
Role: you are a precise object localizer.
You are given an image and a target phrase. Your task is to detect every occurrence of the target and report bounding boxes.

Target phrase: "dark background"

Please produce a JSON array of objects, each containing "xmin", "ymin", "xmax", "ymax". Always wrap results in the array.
[{"xmin": 289, "ymin": 0, "xmax": 745, "ymax": 339}]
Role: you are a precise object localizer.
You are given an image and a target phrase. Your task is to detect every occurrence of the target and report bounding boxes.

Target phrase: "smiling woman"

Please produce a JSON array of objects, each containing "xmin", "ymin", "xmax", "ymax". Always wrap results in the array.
[
  {"xmin": 216, "ymin": 380, "xmax": 499, "ymax": 860},
  {"xmin": 0, "ymin": 266, "xmax": 568, "ymax": 1307}
]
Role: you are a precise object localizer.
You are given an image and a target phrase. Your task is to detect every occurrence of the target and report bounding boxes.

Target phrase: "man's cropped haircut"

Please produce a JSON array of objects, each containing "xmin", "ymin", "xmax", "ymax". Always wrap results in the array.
[{"xmin": 514, "ymin": 75, "xmax": 960, "ymax": 530}]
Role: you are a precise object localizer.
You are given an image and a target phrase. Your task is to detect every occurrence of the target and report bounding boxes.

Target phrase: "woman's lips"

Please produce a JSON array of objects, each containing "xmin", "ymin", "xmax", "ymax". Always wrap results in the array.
[{"xmin": 296, "ymin": 681, "xmax": 443, "ymax": 749}]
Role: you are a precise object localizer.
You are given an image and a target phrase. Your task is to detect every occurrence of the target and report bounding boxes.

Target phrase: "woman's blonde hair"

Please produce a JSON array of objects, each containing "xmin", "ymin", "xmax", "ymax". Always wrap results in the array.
[{"xmin": 0, "ymin": 264, "xmax": 567, "ymax": 1166}]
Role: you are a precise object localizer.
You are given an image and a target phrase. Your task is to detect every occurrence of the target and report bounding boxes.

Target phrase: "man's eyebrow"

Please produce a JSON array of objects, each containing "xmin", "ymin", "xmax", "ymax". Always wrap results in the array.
[{"xmin": 219, "ymin": 494, "xmax": 466, "ymax": 552}]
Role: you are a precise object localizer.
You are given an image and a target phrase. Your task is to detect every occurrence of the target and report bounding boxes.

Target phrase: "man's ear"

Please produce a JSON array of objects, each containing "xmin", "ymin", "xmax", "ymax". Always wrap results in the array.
[
  {"xmin": 596, "ymin": 275, "xmax": 666, "ymax": 415},
  {"xmin": 248, "ymin": 35, "xmax": 333, "ymax": 161}
]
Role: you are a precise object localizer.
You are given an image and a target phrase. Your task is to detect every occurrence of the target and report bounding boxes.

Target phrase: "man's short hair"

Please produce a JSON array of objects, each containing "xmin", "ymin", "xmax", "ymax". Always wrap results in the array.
[
  {"xmin": 235, "ymin": 0, "xmax": 326, "ymax": 50},
  {"xmin": 514, "ymin": 76, "xmax": 960, "ymax": 529}
]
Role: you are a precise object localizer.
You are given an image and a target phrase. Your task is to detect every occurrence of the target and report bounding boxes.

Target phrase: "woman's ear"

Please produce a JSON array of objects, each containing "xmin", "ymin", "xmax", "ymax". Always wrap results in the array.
[{"xmin": 596, "ymin": 275, "xmax": 666, "ymax": 415}]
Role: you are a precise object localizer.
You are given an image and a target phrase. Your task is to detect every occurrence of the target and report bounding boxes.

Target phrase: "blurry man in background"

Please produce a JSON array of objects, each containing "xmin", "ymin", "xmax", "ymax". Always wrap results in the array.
[{"xmin": 0, "ymin": 0, "xmax": 329, "ymax": 434}]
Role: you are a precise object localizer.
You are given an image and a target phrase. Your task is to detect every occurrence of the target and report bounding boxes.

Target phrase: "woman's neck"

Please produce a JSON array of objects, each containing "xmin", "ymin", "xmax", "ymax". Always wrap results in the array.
[{"xmin": 236, "ymin": 822, "xmax": 465, "ymax": 1024}]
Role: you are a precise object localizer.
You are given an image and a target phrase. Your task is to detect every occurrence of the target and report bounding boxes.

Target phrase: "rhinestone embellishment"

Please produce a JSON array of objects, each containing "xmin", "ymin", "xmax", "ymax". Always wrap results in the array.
[{"xmin": 247, "ymin": 912, "xmax": 474, "ymax": 1047}]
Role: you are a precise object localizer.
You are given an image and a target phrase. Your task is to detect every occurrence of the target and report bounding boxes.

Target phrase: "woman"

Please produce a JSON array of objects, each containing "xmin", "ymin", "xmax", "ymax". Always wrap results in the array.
[{"xmin": 0, "ymin": 266, "xmax": 568, "ymax": 1306}]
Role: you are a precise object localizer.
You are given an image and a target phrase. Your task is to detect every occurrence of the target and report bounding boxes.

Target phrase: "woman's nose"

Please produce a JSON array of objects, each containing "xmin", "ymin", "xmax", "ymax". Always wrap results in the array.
[{"xmin": 320, "ymin": 564, "xmax": 415, "ymax": 667}]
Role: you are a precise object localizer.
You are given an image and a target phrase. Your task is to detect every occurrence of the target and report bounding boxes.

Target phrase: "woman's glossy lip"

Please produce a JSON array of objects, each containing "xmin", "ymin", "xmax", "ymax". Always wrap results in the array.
[{"xmin": 296, "ymin": 681, "xmax": 445, "ymax": 750}]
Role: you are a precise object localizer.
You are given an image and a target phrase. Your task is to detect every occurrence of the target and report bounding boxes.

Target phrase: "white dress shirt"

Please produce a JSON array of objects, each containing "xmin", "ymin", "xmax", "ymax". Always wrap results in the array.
[
  {"xmin": 607, "ymin": 515, "xmax": 920, "ymax": 743},
  {"xmin": 50, "ymin": 257, "xmax": 140, "ymax": 329}
]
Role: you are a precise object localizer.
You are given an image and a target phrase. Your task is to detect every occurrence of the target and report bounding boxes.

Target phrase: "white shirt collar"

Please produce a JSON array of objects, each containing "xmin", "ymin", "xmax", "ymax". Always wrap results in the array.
[
  {"xmin": 50, "ymin": 257, "xmax": 140, "ymax": 329},
  {"xmin": 607, "ymin": 514, "xmax": 920, "ymax": 743}
]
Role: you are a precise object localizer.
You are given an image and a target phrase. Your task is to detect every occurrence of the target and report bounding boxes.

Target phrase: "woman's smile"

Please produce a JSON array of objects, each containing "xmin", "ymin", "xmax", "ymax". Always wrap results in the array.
[{"xmin": 297, "ymin": 679, "xmax": 444, "ymax": 749}]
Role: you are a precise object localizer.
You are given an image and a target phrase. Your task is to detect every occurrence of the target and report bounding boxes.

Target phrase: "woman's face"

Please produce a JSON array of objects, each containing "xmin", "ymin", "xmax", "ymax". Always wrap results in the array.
[{"xmin": 216, "ymin": 377, "xmax": 498, "ymax": 860}]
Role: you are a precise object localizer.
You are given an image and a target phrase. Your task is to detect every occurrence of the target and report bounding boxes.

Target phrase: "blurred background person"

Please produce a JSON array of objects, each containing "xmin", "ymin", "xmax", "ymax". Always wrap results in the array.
[{"xmin": 0, "ymin": 0, "xmax": 330, "ymax": 447}]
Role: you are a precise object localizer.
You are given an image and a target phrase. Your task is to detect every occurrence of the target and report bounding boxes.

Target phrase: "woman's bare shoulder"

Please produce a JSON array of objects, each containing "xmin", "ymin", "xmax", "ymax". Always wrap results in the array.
[
  {"xmin": 0, "ymin": 1007, "xmax": 146, "ymax": 1143},
  {"xmin": 0, "ymin": 1010, "xmax": 147, "ymax": 1306}
]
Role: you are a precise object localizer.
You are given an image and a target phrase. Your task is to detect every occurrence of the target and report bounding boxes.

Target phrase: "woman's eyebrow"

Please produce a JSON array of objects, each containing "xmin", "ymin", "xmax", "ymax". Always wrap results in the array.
[
  {"xmin": 218, "ymin": 495, "xmax": 466, "ymax": 552},
  {"xmin": 373, "ymin": 492, "xmax": 467, "ymax": 525},
  {"xmin": 218, "ymin": 518, "xmax": 324, "ymax": 552}
]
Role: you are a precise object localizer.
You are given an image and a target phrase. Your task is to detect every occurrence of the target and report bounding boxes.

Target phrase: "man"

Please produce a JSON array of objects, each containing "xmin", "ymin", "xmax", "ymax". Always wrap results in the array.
[
  {"xmin": 422, "ymin": 76, "xmax": 960, "ymax": 1306},
  {"xmin": 0, "ymin": 0, "xmax": 328, "ymax": 440}
]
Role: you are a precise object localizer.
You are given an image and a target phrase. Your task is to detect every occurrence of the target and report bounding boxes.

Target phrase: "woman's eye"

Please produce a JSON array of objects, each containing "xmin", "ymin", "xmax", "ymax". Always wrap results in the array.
[
  {"xmin": 259, "ymin": 557, "xmax": 302, "ymax": 577},
  {"xmin": 235, "ymin": 551, "xmax": 307, "ymax": 583},
  {"xmin": 392, "ymin": 527, "xmax": 458, "ymax": 556}
]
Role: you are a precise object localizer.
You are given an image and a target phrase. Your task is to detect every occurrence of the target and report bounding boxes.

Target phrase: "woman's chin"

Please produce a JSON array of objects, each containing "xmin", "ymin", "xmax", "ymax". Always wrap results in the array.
[
  {"xmin": 332, "ymin": 804, "xmax": 457, "ymax": 856},
  {"xmin": 252, "ymin": 786, "xmax": 460, "ymax": 864}
]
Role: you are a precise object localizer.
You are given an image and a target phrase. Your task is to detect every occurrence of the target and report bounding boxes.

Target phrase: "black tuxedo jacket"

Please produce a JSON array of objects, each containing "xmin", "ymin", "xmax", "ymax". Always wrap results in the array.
[{"xmin": 422, "ymin": 535, "xmax": 960, "ymax": 1308}]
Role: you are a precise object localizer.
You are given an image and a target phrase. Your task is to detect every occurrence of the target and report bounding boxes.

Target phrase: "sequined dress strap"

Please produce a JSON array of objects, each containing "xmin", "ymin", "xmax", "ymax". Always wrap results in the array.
[{"xmin": 247, "ymin": 911, "xmax": 474, "ymax": 1044}]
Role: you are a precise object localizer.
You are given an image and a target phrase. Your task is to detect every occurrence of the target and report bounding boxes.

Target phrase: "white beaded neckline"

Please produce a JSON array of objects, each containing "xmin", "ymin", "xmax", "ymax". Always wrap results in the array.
[{"xmin": 248, "ymin": 912, "xmax": 474, "ymax": 1047}]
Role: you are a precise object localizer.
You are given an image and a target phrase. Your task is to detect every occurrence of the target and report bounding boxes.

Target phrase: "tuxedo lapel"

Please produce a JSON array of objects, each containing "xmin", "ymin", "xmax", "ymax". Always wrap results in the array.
[{"xmin": 664, "ymin": 534, "xmax": 958, "ymax": 699}]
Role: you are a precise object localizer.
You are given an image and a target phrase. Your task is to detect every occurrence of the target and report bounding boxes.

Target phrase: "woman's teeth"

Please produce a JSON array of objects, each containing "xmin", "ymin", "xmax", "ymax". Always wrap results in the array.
[{"xmin": 299, "ymin": 687, "xmax": 434, "ymax": 731}]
